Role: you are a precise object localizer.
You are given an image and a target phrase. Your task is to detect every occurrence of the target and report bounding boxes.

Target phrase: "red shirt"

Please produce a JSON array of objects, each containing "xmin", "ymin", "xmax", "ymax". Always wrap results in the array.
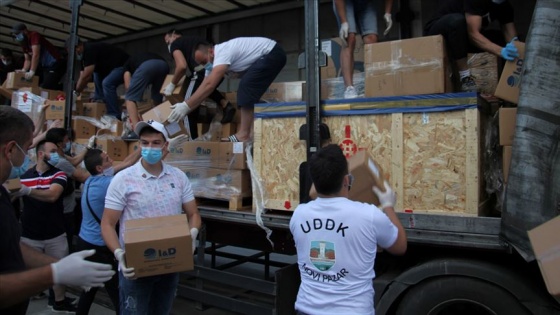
[{"xmin": 21, "ymin": 31, "xmax": 62, "ymax": 63}]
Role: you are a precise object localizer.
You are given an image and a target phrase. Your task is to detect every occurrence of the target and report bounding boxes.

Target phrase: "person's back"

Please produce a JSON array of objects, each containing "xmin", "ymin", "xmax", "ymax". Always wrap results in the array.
[{"xmin": 83, "ymin": 42, "xmax": 129, "ymax": 77}]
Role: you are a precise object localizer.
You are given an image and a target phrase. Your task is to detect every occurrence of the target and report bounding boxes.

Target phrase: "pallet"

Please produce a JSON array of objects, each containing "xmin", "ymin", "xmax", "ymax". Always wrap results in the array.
[{"xmin": 196, "ymin": 195, "xmax": 253, "ymax": 211}]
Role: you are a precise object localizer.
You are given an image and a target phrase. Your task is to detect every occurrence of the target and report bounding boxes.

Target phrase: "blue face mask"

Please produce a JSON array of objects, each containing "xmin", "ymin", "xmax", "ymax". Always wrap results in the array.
[
  {"xmin": 14, "ymin": 33, "xmax": 24, "ymax": 42},
  {"xmin": 9, "ymin": 143, "xmax": 30, "ymax": 179},
  {"xmin": 46, "ymin": 152, "xmax": 60, "ymax": 166},
  {"xmin": 204, "ymin": 62, "xmax": 213, "ymax": 72},
  {"xmin": 141, "ymin": 147, "xmax": 163, "ymax": 165},
  {"xmin": 64, "ymin": 142, "xmax": 71, "ymax": 153}
]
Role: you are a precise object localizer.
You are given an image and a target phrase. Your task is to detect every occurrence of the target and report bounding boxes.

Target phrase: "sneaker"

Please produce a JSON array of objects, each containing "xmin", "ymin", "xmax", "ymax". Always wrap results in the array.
[
  {"xmin": 460, "ymin": 75, "xmax": 478, "ymax": 92},
  {"xmin": 31, "ymin": 291, "xmax": 47, "ymax": 300},
  {"xmin": 221, "ymin": 102, "xmax": 236, "ymax": 124},
  {"xmin": 343, "ymin": 86, "xmax": 358, "ymax": 99},
  {"xmin": 121, "ymin": 131, "xmax": 139, "ymax": 141},
  {"xmin": 51, "ymin": 300, "xmax": 78, "ymax": 313},
  {"xmin": 48, "ymin": 296, "xmax": 77, "ymax": 307}
]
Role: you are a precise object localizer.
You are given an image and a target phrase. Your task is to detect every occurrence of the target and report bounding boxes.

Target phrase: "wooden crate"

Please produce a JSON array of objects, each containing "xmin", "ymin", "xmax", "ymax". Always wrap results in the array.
[{"xmin": 253, "ymin": 93, "xmax": 483, "ymax": 215}]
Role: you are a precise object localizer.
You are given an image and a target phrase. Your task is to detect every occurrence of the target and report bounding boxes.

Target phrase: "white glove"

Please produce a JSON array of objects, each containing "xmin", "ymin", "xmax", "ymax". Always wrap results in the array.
[
  {"xmin": 168, "ymin": 134, "xmax": 190, "ymax": 149},
  {"xmin": 11, "ymin": 185, "xmax": 31, "ymax": 198},
  {"xmin": 163, "ymin": 82, "xmax": 176, "ymax": 96},
  {"xmin": 114, "ymin": 248, "xmax": 135, "ymax": 279},
  {"xmin": 24, "ymin": 70, "xmax": 35, "ymax": 80},
  {"xmin": 339, "ymin": 22, "xmax": 349, "ymax": 46},
  {"xmin": 372, "ymin": 180, "xmax": 396, "ymax": 209},
  {"xmin": 87, "ymin": 135, "xmax": 96, "ymax": 149},
  {"xmin": 383, "ymin": 13, "xmax": 393, "ymax": 36},
  {"xmin": 51, "ymin": 250, "xmax": 115, "ymax": 287},
  {"xmin": 168, "ymin": 102, "xmax": 191, "ymax": 123},
  {"xmin": 190, "ymin": 228, "xmax": 199, "ymax": 254}
]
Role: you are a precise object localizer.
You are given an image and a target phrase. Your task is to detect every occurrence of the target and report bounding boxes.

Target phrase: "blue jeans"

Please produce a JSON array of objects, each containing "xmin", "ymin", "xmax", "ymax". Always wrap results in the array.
[
  {"xmin": 93, "ymin": 67, "xmax": 125, "ymax": 118},
  {"xmin": 119, "ymin": 272, "xmax": 179, "ymax": 315},
  {"xmin": 333, "ymin": 0, "xmax": 378, "ymax": 36},
  {"xmin": 124, "ymin": 59, "xmax": 169, "ymax": 105}
]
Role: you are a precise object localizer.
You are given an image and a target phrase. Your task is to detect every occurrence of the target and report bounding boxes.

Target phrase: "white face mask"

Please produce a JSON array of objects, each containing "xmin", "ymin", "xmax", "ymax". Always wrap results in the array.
[
  {"xmin": 167, "ymin": 44, "xmax": 172, "ymax": 53},
  {"xmin": 102, "ymin": 166, "xmax": 115, "ymax": 176}
]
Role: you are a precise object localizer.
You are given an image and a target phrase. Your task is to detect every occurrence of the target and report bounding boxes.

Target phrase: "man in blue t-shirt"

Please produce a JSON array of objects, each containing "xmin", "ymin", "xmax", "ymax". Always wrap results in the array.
[{"xmin": 75, "ymin": 147, "xmax": 140, "ymax": 314}]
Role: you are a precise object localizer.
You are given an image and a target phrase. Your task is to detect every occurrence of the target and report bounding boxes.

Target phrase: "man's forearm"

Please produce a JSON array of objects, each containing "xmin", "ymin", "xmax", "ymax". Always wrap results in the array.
[{"xmin": 0, "ymin": 266, "xmax": 53, "ymax": 308}]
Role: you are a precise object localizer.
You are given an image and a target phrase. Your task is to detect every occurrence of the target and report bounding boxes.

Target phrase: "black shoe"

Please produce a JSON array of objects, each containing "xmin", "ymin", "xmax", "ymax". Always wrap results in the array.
[
  {"xmin": 48, "ymin": 296, "xmax": 77, "ymax": 307},
  {"xmin": 122, "ymin": 131, "xmax": 139, "ymax": 141},
  {"xmin": 51, "ymin": 299, "xmax": 78, "ymax": 313},
  {"xmin": 460, "ymin": 75, "xmax": 478, "ymax": 92},
  {"xmin": 221, "ymin": 102, "xmax": 236, "ymax": 124}
]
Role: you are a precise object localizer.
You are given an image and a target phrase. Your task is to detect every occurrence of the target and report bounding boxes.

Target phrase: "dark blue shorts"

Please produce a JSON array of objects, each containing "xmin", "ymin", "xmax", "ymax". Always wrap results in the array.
[{"xmin": 237, "ymin": 44, "xmax": 287, "ymax": 109}]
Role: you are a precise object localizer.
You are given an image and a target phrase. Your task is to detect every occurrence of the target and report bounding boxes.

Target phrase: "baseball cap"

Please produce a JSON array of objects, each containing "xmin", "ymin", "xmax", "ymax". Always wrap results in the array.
[
  {"xmin": 12, "ymin": 23, "xmax": 27, "ymax": 34},
  {"xmin": 134, "ymin": 120, "xmax": 169, "ymax": 141}
]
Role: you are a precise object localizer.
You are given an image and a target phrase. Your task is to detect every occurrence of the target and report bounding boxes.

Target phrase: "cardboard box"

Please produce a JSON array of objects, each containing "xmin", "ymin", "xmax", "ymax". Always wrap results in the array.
[
  {"xmin": 221, "ymin": 123, "xmax": 237, "ymax": 137},
  {"xmin": 97, "ymin": 120, "xmax": 124, "ymax": 137},
  {"xmin": 124, "ymin": 214, "xmax": 193, "ymax": 278},
  {"xmin": 95, "ymin": 139, "xmax": 128, "ymax": 160},
  {"xmin": 11, "ymin": 90, "xmax": 44, "ymax": 122},
  {"xmin": 73, "ymin": 119, "xmax": 97, "ymax": 139},
  {"xmin": 160, "ymin": 75, "xmax": 187, "ymax": 104},
  {"xmin": 166, "ymin": 141, "xmax": 220, "ymax": 165},
  {"xmin": 364, "ymin": 35, "xmax": 450, "ymax": 97},
  {"xmin": 3, "ymin": 178, "xmax": 21, "ymax": 192},
  {"xmin": 502, "ymin": 146, "xmax": 512, "ymax": 183},
  {"xmin": 467, "ymin": 53, "xmax": 499, "ymax": 95},
  {"xmin": 40, "ymin": 89, "xmax": 65, "ymax": 101},
  {"xmin": 528, "ymin": 216, "xmax": 560, "ymax": 297},
  {"xmin": 261, "ymin": 81, "xmax": 305, "ymax": 103},
  {"xmin": 142, "ymin": 101, "xmax": 188, "ymax": 138},
  {"xmin": 219, "ymin": 142, "xmax": 247, "ymax": 170},
  {"xmin": 4, "ymin": 72, "xmax": 39, "ymax": 90},
  {"xmin": 321, "ymin": 37, "xmax": 365, "ymax": 75},
  {"xmin": 499, "ymin": 107, "xmax": 517, "ymax": 146},
  {"xmin": 347, "ymin": 150, "xmax": 385, "ymax": 206},
  {"xmin": 45, "ymin": 100, "xmax": 65, "ymax": 120},
  {"xmin": 495, "ymin": 42, "xmax": 525, "ymax": 104},
  {"xmin": 83, "ymin": 103, "xmax": 107, "ymax": 119},
  {"xmin": 180, "ymin": 167, "xmax": 251, "ymax": 198}
]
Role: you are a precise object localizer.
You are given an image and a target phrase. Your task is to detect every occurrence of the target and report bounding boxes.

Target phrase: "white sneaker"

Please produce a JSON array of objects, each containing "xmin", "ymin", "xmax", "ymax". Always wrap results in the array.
[{"xmin": 344, "ymin": 86, "xmax": 358, "ymax": 99}]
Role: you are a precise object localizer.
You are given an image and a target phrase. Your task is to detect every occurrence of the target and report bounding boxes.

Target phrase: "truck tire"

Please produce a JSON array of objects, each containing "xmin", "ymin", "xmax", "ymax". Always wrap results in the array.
[{"xmin": 395, "ymin": 276, "xmax": 532, "ymax": 315}]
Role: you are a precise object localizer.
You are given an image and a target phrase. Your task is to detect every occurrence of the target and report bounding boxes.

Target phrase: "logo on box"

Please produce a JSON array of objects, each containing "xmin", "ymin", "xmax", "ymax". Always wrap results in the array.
[
  {"xmin": 50, "ymin": 104, "xmax": 63, "ymax": 111},
  {"xmin": 507, "ymin": 59, "xmax": 524, "ymax": 87},
  {"xmin": 195, "ymin": 147, "xmax": 211, "ymax": 155},
  {"xmin": 169, "ymin": 147, "xmax": 184, "ymax": 154},
  {"xmin": 143, "ymin": 247, "xmax": 177, "ymax": 260}
]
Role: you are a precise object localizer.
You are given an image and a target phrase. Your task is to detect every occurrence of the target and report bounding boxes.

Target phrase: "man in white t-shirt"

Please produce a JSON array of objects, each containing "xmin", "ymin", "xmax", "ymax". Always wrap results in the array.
[
  {"xmin": 100, "ymin": 120, "xmax": 201, "ymax": 315},
  {"xmin": 289, "ymin": 144, "xmax": 407, "ymax": 315},
  {"xmin": 167, "ymin": 37, "xmax": 287, "ymax": 142}
]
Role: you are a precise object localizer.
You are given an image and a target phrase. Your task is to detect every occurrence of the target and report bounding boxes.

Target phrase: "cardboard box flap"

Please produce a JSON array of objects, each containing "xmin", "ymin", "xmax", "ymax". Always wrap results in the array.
[
  {"xmin": 125, "ymin": 223, "xmax": 190, "ymax": 244},
  {"xmin": 528, "ymin": 216, "xmax": 560, "ymax": 297}
]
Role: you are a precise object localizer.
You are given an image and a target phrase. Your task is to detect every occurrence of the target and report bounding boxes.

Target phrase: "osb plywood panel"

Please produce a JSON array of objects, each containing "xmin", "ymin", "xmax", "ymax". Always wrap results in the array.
[
  {"xmin": 254, "ymin": 109, "xmax": 480, "ymax": 215},
  {"xmin": 254, "ymin": 117, "xmax": 307, "ymax": 211}
]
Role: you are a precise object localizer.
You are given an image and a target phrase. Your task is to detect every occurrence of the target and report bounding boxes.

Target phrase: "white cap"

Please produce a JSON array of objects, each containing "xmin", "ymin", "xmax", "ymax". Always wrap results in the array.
[{"xmin": 134, "ymin": 120, "xmax": 169, "ymax": 140}]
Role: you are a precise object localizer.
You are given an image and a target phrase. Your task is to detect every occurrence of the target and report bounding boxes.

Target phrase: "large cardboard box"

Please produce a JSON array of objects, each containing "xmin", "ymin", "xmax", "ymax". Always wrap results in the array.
[
  {"xmin": 528, "ymin": 216, "xmax": 560, "ymax": 297},
  {"xmin": 4, "ymin": 72, "xmax": 39, "ymax": 90},
  {"xmin": 95, "ymin": 139, "xmax": 128, "ymax": 161},
  {"xmin": 166, "ymin": 141, "xmax": 220, "ymax": 166},
  {"xmin": 73, "ymin": 119, "xmax": 97, "ymax": 139},
  {"xmin": 11, "ymin": 90, "xmax": 44, "ymax": 122},
  {"xmin": 364, "ymin": 36, "xmax": 450, "ymax": 97},
  {"xmin": 160, "ymin": 75, "xmax": 187, "ymax": 104},
  {"xmin": 261, "ymin": 82, "xmax": 305, "ymax": 103},
  {"xmin": 347, "ymin": 150, "xmax": 385, "ymax": 207},
  {"xmin": 219, "ymin": 142, "xmax": 247, "ymax": 170},
  {"xmin": 83, "ymin": 103, "xmax": 107, "ymax": 119},
  {"xmin": 40, "ymin": 89, "xmax": 65, "ymax": 101},
  {"xmin": 495, "ymin": 42, "xmax": 525, "ymax": 104},
  {"xmin": 467, "ymin": 53, "xmax": 499, "ymax": 95},
  {"xmin": 502, "ymin": 146, "xmax": 512, "ymax": 183},
  {"xmin": 499, "ymin": 107, "xmax": 517, "ymax": 146},
  {"xmin": 124, "ymin": 214, "xmax": 193, "ymax": 278},
  {"xmin": 142, "ymin": 101, "xmax": 188, "ymax": 138},
  {"xmin": 45, "ymin": 100, "xmax": 65, "ymax": 120}
]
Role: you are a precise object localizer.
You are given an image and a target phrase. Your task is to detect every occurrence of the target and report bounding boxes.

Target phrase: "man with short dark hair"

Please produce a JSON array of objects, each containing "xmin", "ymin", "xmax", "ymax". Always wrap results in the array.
[
  {"xmin": 0, "ymin": 106, "xmax": 114, "ymax": 315},
  {"xmin": 101, "ymin": 120, "xmax": 201, "ymax": 314},
  {"xmin": 424, "ymin": 0, "xmax": 519, "ymax": 92},
  {"xmin": 11, "ymin": 23, "xmax": 66, "ymax": 90},
  {"xmin": 289, "ymin": 144, "xmax": 407, "ymax": 314}
]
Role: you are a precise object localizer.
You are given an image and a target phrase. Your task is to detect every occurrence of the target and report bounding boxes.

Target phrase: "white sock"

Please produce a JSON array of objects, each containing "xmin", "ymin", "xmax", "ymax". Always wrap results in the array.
[{"xmin": 459, "ymin": 69, "xmax": 471, "ymax": 80}]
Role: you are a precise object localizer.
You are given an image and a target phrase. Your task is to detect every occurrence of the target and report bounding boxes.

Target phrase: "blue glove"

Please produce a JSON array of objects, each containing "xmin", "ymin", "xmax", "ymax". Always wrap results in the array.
[{"xmin": 500, "ymin": 37, "xmax": 519, "ymax": 61}]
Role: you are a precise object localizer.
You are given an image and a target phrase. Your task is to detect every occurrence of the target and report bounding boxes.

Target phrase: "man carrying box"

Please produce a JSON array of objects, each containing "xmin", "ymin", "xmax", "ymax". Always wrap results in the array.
[
  {"xmin": 101, "ymin": 120, "xmax": 201, "ymax": 314},
  {"xmin": 424, "ymin": 0, "xmax": 520, "ymax": 92}
]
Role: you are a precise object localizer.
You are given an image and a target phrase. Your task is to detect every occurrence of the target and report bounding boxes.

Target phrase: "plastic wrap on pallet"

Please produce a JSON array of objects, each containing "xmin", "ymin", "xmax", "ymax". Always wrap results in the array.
[
  {"xmin": 467, "ymin": 53, "xmax": 499, "ymax": 95},
  {"xmin": 321, "ymin": 72, "xmax": 365, "ymax": 100},
  {"xmin": 173, "ymin": 165, "xmax": 251, "ymax": 200},
  {"xmin": 11, "ymin": 90, "xmax": 46, "ymax": 122}
]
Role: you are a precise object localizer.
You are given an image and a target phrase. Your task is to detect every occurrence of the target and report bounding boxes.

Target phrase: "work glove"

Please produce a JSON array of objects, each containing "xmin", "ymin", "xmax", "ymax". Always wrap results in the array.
[
  {"xmin": 339, "ymin": 22, "xmax": 349, "ymax": 46},
  {"xmin": 372, "ymin": 180, "xmax": 396, "ymax": 209},
  {"xmin": 383, "ymin": 13, "xmax": 393, "ymax": 36},
  {"xmin": 114, "ymin": 248, "xmax": 135, "ymax": 279},
  {"xmin": 11, "ymin": 185, "xmax": 31, "ymax": 198},
  {"xmin": 168, "ymin": 134, "xmax": 190, "ymax": 149},
  {"xmin": 87, "ymin": 135, "xmax": 96, "ymax": 149},
  {"xmin": 191, "ymin": 228, "xmax": 199, "ymax": 254},
  {"xmin": 168, "ymin": 101, "xmax": 191, "ymax": 123},
  {"xmin": 163, "ymin": 82, "xmax": 176, "ymax": 96},
  {"xmin": 51, "ymin": 250, "xmax": 115, "ymax": 287},
  {"xmin": 24, "ymin": 70, "xmax": 35, "ymax": 80},
  {"xmin": 500, "ymin": 37, "xmax": 519, "ymax": 61}
]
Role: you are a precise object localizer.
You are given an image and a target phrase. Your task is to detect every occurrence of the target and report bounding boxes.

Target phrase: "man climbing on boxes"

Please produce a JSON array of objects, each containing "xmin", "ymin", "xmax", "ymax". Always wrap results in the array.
[
  {"xmin": 11, "ymin": 23, "xmax": 67, "ymax": 90},
  {"xmin": 167, "ymin": 37, "xmax": 287, "ymax": 142},
  {"xmin": 424, "ymin": 0, "xmax": 520, "ymax": 92},
  {"xmin": 101, "ymin": 120, "xmax": 201, "ymax": 314}
]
